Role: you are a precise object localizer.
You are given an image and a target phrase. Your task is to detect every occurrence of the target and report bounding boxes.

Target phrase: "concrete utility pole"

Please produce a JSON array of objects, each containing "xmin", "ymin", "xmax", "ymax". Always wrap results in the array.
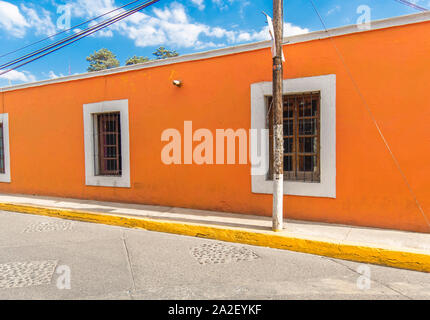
[{"xmin": 272, "ymin": 0, "xmax": 284, "ymax": 232}]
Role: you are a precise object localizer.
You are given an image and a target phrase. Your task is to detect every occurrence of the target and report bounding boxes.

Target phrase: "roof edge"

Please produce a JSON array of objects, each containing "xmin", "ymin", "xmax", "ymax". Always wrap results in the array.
[{"xmin": 2, "ymin": 10, "xmax": 430, "ymax": 93}]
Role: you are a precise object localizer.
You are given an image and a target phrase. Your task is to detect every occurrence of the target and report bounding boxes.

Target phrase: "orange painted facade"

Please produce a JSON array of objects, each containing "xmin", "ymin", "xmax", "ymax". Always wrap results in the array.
[{"xmin": 1, "ymin": 17, "xmax": 430, "ymax": 233}]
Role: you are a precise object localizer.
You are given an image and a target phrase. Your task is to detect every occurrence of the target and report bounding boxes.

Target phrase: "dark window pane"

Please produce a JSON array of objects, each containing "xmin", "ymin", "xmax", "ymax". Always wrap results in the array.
[
  {"xmin": 284, "ymin": 156, "xmax": 292, "ymax": 172},
  {"xmin": 106, "ymin": 146, "xmax": 116, "ymax": 158},
  {"xmin": 299, "ymin": 119, "xmax": 317, "ymax": 135},
  {"xmin": 284, "ymin": 138, "xmax": 293, "ymax": 153},
  {"xmin": 299, "ymin": 137, "xmax": 316, "ymax": 153},
  {"xmin": 312, "ymin": 99, "xmax": 318, "ymax": 116},
  {"xmin": 107, "ymin": 159, "xmax": 117, "ymax": 171},
  {"xmin": 299, "ymin": 100, "xmax": 313, "ymax": 117},
  {"xmin": 298, "ymin": 156, "xmax": 315, "ymax": 172},
  {"xmin": 283, "ymin": 97, "xmax": 294, "ymax": 118},
  {"xmin": 283, "ymin": 120, "xmax": 294, "ymax": 136}
]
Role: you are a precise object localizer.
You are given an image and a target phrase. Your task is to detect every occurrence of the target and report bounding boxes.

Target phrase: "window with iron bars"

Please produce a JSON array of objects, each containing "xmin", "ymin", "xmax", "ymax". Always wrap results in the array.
[
  {"xmin": 0, "ymin": 123, "xmax": 4, "ymax": 174},
  {"xmin": 268, "ymin": 92, "xmax": 321, "ymax": 182},
  {"xmin": 95, "ymin": 113, "xmax": 122, "ymax": 176}
]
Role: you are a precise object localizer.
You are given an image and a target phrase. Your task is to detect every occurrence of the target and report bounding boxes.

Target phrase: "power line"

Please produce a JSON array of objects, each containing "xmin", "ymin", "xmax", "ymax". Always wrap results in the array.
[
  {"xmin": 308, "ymin": 0, "xmax": 430, "ymax": 229},
  {"xmin": 394, "ymin": 0, "xmax": 428, "ymax": 11},
  {"xmin": 0, "ymin": 0, "xmax": 154, "ymax": 71},
  {"xmin": 0, "ymin": 0, "xmax": 145, "ymax": 60},
  {"xmin": 0, "ymin": 0, "xmax": 161, "ymax": 77}
]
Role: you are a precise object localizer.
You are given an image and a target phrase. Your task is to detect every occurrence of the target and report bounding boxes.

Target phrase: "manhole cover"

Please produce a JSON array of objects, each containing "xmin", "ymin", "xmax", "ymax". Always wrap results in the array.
[
  {"xmin": 23, "ymin": 221, "xmax": 74, "ymax": 233},
  {"xmin": 0, "ymin": 260, "xmax": 58, "ymax": 289},
  {"xmin": 190, "ymin": 243, "xmax": 259, "ymax": 265}
]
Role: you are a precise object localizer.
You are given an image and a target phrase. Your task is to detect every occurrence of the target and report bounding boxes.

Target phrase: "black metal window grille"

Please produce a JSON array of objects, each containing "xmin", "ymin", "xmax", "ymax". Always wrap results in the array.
[
  {"xmin": 0, "ymin": 124, "xmax": 4, "ymax": 174},
  {"xmin": 268, "ymin": 92, "xmax": 321, "ymax": 182},
  {"xmin": 96, "ymin": 113, "xmax": 122, "ymax": 176}
]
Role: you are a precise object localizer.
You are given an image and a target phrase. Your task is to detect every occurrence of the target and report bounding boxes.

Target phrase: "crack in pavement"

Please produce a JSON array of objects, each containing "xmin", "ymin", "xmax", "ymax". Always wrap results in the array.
[
  {"xmin": 121, "ymin": 231, "xmax": 136, "ymax": 298},
  {"xmin": 327, "ymin": 258, "xmax": 414, "ymax": 300}
]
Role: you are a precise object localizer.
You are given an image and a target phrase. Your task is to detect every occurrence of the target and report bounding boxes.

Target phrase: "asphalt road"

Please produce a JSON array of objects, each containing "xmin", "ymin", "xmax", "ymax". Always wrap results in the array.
[{"xmin": 0, "ymin": 210, "xmax": 429, "ymax": 300}]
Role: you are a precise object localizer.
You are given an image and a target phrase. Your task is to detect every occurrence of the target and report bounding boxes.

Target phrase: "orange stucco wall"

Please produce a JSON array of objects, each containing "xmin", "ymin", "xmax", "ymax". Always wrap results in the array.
[{"xmin": 1, "ymin": 20, "xmax": 430, "ymax": 233}]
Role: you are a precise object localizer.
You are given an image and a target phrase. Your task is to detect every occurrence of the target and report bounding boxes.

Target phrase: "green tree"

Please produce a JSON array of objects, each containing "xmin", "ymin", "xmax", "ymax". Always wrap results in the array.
[
  {"xmin": 152, "ymin": 47, "xmax": 179, "ymax": 60},
  {"xmin": 86, "ymin": 48, "xmax": 120, "ymax": 72},
  {"xmin": 125, "ymin": 55, "xmax": 150, "ymax": 65}
]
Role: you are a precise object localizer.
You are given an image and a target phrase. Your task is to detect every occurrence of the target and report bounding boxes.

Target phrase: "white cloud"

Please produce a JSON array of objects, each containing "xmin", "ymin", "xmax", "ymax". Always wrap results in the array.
[
  {"xmin": 0, "ymin": 1, "xmax": 29, "ymax": 38},
  {"xmin": 0, "ymin": 1, "xmax": 57, "ymax": 38},
  {"xmin": 0, "ymin": 0, "xmax": 308, "ymax": 49},
  {"xmin": 153, "ymin": 4, "xmax": 188, "ymax": 24},
  {"xmin": 225, "ymin": 22, "xmax": 309, "ymax": 43},
  {"xmin": 194, "ymin": 41, "xmax": 225, "ymax": 50},
  {"xmin": 70, "ymin": 0, "xmax": 138, "ymax": 38},
  {"xmin": 21, "ymin": 5, "xmax": 56, "ymax": 36},
  {"xmin": 67, "ymin": 1, "xmax": 309, "ymax": 49},
  {"xmin": 190, "ymin": 0, "xmax": 205, "ymax": 10},
  {"xmin": 284, "ymin": 23, "xmax": 310, "ymax": 37},
  {"xmin": 212, "ymin": 0, "xmax": 234, "ymax": 10},
  {"xmin": 47, "ymin": 71, "xmax": 65, "ymax": 79},
  {"xmin": 72, "ymin": 0, "xmax": 116, "ymax": 18},
  {"xmin": 327, "ymin": 5, "xmax": 341, "ymax": 16},
  {"xmin": 0, "ymin": 69, "xmax": 35, "ymax": 83},
  {"xmin": 48, "ymin": 71, "xmax": 59, "ymax": 79},
  {"xmin": 123, "ymin": 3, "xmax": 309, "ymax": 48},
  {"xmin": 206, "ymin": 27, "xmax": 235, "ymax": 41},
  {"xmin": 114, "ymin": 3, "xmax": 213, "ymax": 48}
]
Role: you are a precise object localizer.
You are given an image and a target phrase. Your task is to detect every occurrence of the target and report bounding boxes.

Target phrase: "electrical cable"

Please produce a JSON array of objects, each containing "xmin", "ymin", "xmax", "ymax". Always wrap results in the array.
[
  {"xmin": 0, "ymin": 0, "xmax": 145, "ymax": 59},
  {"xmin": 0, "ymin": 0, "xmax": 160, "ymax": 76},
  {"xmin": 394, "ymin": 0, "xmax": 428, "ymax": 11},
  {"xmin": 0, "ymin": 0, "xmax": 158, "ymax": 71}
]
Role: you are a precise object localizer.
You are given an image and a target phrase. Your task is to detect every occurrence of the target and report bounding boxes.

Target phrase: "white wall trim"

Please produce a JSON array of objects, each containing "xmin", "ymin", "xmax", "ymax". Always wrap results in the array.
[
  {"xmin": 0, "ymin": 114, "xmax": 11, "ymax": 183},
  {"xmin": 2, "ymin": 11, "xmax": 430, "ymax": 93},
  {"xmin": 83, "ymin": 99, "xmax": 130, "ymax": 188},
  {"xmin": 250, "ymin": 75, "xmax": 336, "ymax": 198}
]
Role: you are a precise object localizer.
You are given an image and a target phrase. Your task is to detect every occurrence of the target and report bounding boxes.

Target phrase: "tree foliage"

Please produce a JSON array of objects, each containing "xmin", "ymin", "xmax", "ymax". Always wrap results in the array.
[
  {"xmin": 86, "ymin": 47, "xmax": 180, "ymax": 71},
  {"xmin": 152, "ymin": 47, "xmax": 179, "ymax": 60},
  {"xmin": 125, "ymin": 55, "xmax": 150, "ymax": 65},
  {"xmin": 86, "ymin": 48, "xmax": 120, "ymax": 72}
]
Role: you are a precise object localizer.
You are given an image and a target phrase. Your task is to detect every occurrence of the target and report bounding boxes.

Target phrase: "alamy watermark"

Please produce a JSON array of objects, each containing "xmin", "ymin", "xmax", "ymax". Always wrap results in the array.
[
  {"xmin": 356, "ymin": 5, "xmax": 371, "ymax": 30},
  {"xmin": 356, "ymin": 264, "xmax": 371, "ymax": 290},
  {"xmin": 161, "ymin": 121, "xmax": 269, "ymax": 176},
  {"xmin": 56, "ymin": 4, "xmax": 72, "ymax": 31},
  {"xmin": 56, "ymin": 264, "xmax": 71, "ymax": 290}
]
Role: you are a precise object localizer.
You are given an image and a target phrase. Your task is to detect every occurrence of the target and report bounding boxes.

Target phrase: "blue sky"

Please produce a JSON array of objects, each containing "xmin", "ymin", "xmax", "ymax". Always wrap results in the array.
[{"xmin": 0, "ymin": 0, "xmax": 428, "ymax": 87}]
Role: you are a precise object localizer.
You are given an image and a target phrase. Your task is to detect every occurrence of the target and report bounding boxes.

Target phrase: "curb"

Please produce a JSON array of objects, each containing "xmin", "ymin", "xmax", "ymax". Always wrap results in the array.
[{"xmin": 1, "ymin": 202, "xmax": 430, "ymax": 273}]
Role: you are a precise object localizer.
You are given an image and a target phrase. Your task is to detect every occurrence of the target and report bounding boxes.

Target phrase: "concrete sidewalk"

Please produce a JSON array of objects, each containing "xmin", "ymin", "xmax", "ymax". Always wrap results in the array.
[{"xmin": 0, "ymin": 193, "xmax": 429, "ymax": 273}]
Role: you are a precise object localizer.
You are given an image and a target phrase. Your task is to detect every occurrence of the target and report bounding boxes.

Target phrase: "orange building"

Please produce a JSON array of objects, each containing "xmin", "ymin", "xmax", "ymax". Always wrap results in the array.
[{"xmin": 0, "ymin": 12, "xmax": 430, "ymax": 233}]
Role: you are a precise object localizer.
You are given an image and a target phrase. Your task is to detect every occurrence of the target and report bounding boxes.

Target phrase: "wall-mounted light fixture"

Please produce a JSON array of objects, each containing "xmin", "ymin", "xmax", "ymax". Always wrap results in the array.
[{"xmin": 172, "ymin": 80, "xmax": 182, "ymax": 87}]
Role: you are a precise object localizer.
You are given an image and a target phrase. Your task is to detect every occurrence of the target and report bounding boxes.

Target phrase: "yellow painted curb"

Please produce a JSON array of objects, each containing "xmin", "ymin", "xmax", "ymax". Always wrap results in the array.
[{"xmin": 1, "ymin": 202, "xmax": 430, "ymax": 273}]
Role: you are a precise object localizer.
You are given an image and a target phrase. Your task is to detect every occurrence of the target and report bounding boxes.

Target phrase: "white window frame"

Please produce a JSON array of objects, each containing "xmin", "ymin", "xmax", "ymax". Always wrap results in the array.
[
  {"xmin": 250, "ymin": 74, "xmax": 336, "ymax": 198},
  {"xmin": 83, "ymin": 99, "xmax": 130, "ymax": 188},
  {"xmin": 0, "ymin": 113, "xmax": 11, "ymax": 183}
]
